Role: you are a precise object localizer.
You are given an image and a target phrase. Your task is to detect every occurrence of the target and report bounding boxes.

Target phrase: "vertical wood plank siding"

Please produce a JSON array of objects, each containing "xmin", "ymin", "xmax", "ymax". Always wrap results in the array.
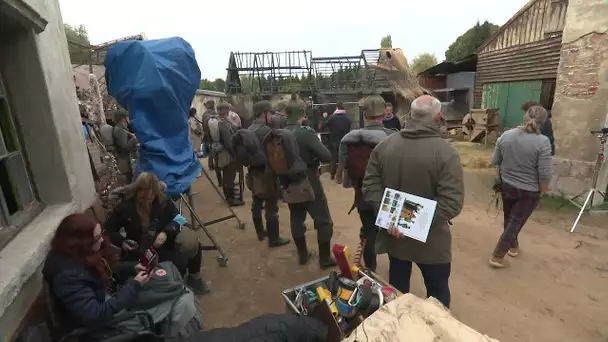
[{"xmin": 474, "ymin": 0, "xmax": 568, "ymax": 108}]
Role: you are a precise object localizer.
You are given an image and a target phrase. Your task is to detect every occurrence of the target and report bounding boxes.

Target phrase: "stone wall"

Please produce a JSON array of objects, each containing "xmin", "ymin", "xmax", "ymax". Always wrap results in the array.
[{"xmin": 550, "ymin": 0, "xmax": 608, "ymax": 202}]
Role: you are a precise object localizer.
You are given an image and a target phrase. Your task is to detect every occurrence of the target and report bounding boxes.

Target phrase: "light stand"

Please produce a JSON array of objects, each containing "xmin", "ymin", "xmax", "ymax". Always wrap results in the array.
[
  {"xmin": 173, "ymin": 166, "xmax": 246, "ymax": 267},
  {"xmin": 570, "ymin": 128, "xmax": 608, "ymax": 233}
]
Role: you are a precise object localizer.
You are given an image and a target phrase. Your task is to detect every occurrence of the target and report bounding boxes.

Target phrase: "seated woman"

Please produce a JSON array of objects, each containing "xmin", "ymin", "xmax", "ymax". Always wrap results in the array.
[
  {"xmin": 42, "ymin": 213, "xmax": 152, "ymax": 340},
  {"xmin": 105, "ymin": 172, "xmax": 209, "ymax": 295}
]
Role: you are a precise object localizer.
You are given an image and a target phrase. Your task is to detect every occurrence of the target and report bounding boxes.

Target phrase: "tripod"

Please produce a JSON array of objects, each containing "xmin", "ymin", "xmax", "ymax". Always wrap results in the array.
[
  {"xmin": 570, "ymin": 128, "xmax": 608, "ymax": 233},
  {"xmin": 174, "ymin": 166, "xmax": 246, "ymax": 267}
]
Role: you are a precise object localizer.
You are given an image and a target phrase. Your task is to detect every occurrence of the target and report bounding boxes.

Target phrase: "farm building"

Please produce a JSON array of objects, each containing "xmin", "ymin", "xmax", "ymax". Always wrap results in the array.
[{"xmin": 475, "ymin": 0, "xmax": 568, "ymax": 130}]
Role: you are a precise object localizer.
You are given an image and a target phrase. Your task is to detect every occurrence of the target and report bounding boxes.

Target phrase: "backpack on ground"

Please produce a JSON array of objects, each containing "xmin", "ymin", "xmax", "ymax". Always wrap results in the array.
[
  {"xmin": 232, "ymin": 127, "xmax": 266, "ymax": 168},
  {"xmin": 346, "ymin": 142, "xmax": 375, "ymax": 187}
]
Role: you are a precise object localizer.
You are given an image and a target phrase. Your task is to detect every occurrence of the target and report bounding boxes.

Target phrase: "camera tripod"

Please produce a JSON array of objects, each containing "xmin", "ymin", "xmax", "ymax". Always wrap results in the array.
[{"xmin": 570, "ymin": 128, "xmax": 608, "ymax": 233}]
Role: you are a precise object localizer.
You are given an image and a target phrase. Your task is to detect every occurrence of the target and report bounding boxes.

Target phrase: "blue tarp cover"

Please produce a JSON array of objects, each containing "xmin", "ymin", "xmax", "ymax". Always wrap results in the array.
[{"xmin": 104, "ymin": 37, "xmax": 202, "ymax": 197}]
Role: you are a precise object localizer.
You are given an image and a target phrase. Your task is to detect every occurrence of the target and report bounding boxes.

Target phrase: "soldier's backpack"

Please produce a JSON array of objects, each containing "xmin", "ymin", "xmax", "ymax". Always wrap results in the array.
[
  {"xmin": 346, "ymin": 143, "xmax": 375, "ymax": 187},
  {"xmin": 264, "ymin": 129, "xmax": 290, "ymax": 175},
  {"xmin": 232, "ymin": 127, "xmax": 266, "ymax": 168}
]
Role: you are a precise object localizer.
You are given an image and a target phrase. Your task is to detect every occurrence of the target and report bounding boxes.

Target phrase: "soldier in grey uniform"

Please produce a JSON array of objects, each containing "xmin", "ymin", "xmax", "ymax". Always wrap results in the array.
[
  {"xmin": 270, "ymin": 101, "xmax": 288, "ymax": 129},
  {"xmin": 283, "ymin": 97, "xmax": 336, "ymax": 269},
  {"xmin": 113, "ymin": 110, "xmax": 138, "ymax": 184}
]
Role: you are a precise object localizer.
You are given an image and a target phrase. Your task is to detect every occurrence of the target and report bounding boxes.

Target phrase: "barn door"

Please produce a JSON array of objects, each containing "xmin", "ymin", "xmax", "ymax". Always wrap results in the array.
[{"xmin": 482, "ymin": 81, "xmax": 541, "ymax": 130}]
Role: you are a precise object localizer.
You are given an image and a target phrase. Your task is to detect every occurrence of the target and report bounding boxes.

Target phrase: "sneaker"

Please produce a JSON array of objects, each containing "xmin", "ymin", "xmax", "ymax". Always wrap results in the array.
[
  {"xmin": 489, "ymin": 257, "xmax": 510, "ymax": 268},
  {"xmin": 507, "ymin": 248, "xmax": 519, "ymax": 257},
  {"xmin": 186, "ymin": 276, "xmax": 210, "ymax": 296}
]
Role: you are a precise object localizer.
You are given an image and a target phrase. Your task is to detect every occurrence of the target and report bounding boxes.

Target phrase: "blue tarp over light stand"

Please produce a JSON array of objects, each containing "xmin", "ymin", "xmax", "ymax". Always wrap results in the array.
[{"xmin": 104, "ymin": 37, "xmax": 202, "ymax": 197}]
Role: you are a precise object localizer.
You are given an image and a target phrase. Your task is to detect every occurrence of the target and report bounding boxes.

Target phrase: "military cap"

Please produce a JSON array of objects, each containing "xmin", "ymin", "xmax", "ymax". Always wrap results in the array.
[
  {"xmin": 361, "ymin": 95, "xmax": 386, "ymax": 118},
  {"xmin": 253, "ymin": 100, "xmax": 273, "ymax": 116},
  {"xmin": 285, "ymin": 93, "xmax": 306, "ymax": 120},
  {"xmin": 114, "ymin": 108, "xmax": 129, "ymax": 120},
  {"xmin": 216, "ymin": 101, "xmax": 230, "ymax": 112}
]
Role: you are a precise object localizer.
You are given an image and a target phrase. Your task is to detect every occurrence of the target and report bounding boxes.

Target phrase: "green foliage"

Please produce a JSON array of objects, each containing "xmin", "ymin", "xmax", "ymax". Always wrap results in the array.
[
  {"xmin": 64, "ymin": 24, "xmax": 91, "ymax": 65},
  {"xmin": 410, "ymin": 53, "xmax": 439, "ymax": 75},
  {"xmin": 380, "ymin": 35, "xmax": 392, "ymax": 48},
  {"xmin": 199, "ymin": 78, "xmax": 227, "ymax": 92},
  {"xmin": 445, "ymin": 21, "xmax": 500, "ymax": 61}
]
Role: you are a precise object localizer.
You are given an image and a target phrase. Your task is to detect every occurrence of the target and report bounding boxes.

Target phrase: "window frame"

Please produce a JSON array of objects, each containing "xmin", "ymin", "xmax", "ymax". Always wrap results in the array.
[{"xmin": 0, "ymin": 72, "xmax": 43, "ymax": 250}]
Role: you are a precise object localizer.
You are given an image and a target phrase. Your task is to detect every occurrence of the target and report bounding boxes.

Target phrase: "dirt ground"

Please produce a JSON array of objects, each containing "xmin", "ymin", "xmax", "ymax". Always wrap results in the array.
[{"xmin": 188, "ymin": 143, "xmax": 608, "ymax": 342}]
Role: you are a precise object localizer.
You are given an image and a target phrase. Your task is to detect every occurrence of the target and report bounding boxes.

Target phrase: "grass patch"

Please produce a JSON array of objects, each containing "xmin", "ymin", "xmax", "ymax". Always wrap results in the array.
[
  {"xmin": 540, "ymin": 194, "xmax": 608, "ymax": 212},
  {"xmin": 539, "ymin": 195, "xmax": 577, "ymax": 211}
]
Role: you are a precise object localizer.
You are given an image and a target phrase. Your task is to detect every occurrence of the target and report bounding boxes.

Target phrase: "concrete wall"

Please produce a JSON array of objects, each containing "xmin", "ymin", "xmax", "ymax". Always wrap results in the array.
[
  {"xmin": 0, "ymin": 0, "xmax": 96, "ymax": 338},
  {"xmin": 550, "ymin": 0, "xmax": 608, "ymax": 200}
]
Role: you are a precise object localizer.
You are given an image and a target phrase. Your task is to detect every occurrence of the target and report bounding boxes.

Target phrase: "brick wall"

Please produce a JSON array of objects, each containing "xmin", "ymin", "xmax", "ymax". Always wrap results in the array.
[{"xmin": 557, "ymin": 33, "xmax": 608, "ymax": 99}]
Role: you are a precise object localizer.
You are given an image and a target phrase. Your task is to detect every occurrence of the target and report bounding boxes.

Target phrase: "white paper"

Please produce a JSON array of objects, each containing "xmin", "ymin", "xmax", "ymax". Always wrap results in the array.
[{"xmin": 375, "ymin": 188, "xmax": 437, "ymax": 243}]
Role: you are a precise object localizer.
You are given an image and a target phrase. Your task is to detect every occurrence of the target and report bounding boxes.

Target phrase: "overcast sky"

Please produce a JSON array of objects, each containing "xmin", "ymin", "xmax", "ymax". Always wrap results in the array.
[{"xmin": 58, "ymin": 0, "xmax": 529, "ymax": 80}]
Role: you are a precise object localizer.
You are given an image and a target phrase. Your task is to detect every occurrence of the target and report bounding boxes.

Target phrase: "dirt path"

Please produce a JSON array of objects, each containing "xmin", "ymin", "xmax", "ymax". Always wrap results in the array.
[{"xmin": 189, "ymin": 150, "xmax": 608, "ymax": 342}]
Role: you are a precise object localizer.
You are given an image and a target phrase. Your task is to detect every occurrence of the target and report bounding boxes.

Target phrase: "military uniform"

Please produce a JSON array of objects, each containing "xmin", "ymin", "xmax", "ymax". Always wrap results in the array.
[
  {"xmin": 342, "ymin": 95, "xmax": 396, "ymax": 272},
  {"xmin": 283, "ymin": 96, "xmax": 336, "ymax": 269},
  {"xmin": 248, "ymin": 101, "xmax": 290, "ymax": 248},
  {"xmin": 217, "ymin": 107, "xmax": 244, "ymax": 207}
]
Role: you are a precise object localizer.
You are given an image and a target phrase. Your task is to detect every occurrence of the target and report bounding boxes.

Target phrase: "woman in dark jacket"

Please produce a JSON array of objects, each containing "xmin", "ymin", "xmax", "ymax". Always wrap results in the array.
[
  {"xmin": 105, "ymin": 172, "xmax": 209, "ymax": 295},
  {"xmin": 42, "ymin": 213, "xmax": 151, "ymax": 340}
]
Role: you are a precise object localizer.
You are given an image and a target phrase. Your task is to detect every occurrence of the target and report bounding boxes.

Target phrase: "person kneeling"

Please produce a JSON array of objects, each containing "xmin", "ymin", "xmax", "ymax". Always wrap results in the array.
[
  {"xmin": 43, "ymin": 214, "xmax": 153, "ymax": 341},
  {"xmin": 105, "ymin": 172, "xmax": 209, "ymax": 295}
]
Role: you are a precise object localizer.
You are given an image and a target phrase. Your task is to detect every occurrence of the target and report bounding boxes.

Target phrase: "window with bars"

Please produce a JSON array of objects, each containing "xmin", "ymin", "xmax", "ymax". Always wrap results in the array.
[{"xmin": 0, "ymin": 73, "xmax": 37, "ymax": 240}]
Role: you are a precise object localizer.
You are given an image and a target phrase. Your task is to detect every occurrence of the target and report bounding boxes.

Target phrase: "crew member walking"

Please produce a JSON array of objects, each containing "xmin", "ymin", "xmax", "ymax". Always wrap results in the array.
[
  {"xmin": 325, "ymin": 101, "xmax": 351, "ymax": 183},
  {"xmin": 489, "ymin": 105, "xmax": 552, "ymax": 268},
  {"xmin": 284, "ymin": 96, "xmax": 336, "ymax": 269},
  {"xmin": 339, "ymin": 95, "xmax": 397, "ymax": 272},
  {"xmin": 362, "ymin": 95, "xmax": 464, "ymax": 308},
  {"xmin": 248, "ymin": 100, "xmax": 290, "ymax": 248}
]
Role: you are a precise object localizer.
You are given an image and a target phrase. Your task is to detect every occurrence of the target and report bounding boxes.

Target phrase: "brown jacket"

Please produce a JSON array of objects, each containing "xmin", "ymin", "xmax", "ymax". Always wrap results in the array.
[{"xmin": 362, "ymin": 122, "xmax": 464, "ymax": 264}]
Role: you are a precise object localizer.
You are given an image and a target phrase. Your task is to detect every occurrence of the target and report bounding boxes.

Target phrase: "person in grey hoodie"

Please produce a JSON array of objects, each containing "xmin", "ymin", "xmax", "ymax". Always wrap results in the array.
[{"xmin": 489, "ymin": 105, "xmax": 552, "ymax": 268}]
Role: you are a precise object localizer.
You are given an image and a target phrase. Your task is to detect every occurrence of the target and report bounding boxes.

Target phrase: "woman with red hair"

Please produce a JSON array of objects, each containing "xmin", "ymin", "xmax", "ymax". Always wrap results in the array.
[{"xmin": 42, "ymin": 213, "xmax": 151, "ymax": 340}]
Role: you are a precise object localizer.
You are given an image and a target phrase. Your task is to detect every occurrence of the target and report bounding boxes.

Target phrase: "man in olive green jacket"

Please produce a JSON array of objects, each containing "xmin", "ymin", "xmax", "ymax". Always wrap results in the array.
[{"xmin": 362, "ymin": 95, "xmax": 464, "ymax": 309}]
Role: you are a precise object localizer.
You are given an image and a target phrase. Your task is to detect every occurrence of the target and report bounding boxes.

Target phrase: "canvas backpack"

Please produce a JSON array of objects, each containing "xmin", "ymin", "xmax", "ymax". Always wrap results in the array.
[
  {"xmin": 346, "ymin": 143, "xmax": 375, "ymax": 187},
  {"xmin": 232, "ymin": 126, "xmax": 266, "ymax": 168},
  {"xmin": 346, "ymin": 128, "xmax": 396, "ymax": 187},
  {"xmin": 264, "ymin": 129, "xmax": 291, "ymax": 176}
]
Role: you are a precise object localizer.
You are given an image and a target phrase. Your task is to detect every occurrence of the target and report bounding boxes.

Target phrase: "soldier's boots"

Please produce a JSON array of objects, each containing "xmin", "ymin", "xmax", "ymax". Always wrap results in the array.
[
  {"xmin": 253, "ymin": 218, "xmax": 267, "ymax": 241},
  {"xmin": 318, "ymin": 241, "xmax": 337, "ymax": 270},
  {"xmin": 294, "ymin": 237, "xmax": 311, "ymax": 265},
  {"xmin": 223, "ymin": 187, "xmax": 245, "ymax": 207},
  {"xmin": 267, "ymin": 219, "xmax": 290, "ymax": 248}
]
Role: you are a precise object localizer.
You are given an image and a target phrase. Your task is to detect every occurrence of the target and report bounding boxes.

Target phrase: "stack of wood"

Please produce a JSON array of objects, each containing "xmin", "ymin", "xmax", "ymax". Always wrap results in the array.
[
  {"xmin": 462, "ymin": 108, "xmax": 499, "ymax": 144},
  {"xmin": 344, "ymin": 294, "xmax": 499, "ymax": 342}
]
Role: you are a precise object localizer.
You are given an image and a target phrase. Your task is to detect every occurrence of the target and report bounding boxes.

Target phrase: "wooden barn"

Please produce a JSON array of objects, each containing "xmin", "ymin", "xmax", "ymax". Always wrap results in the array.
[{"xmin": 475, "ymin": 0, "xmax": 568, "ymax": 130}]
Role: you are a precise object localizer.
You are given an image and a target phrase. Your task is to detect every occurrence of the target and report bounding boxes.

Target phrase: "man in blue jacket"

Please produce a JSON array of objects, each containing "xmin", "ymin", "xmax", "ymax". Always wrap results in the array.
[{"xmin": 325, "ymin": 101, "xmax": 351, "ymax": 183}]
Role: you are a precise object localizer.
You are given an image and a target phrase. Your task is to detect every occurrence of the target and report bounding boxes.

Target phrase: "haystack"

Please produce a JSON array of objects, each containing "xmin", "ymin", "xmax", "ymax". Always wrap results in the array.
[
  {"xmin": 373, "ymin": 48, "xmax": 430, "ymax": 123},
  {"xmin": 344, "ymin": 294, "xmax": 499, "ymax": 342}
]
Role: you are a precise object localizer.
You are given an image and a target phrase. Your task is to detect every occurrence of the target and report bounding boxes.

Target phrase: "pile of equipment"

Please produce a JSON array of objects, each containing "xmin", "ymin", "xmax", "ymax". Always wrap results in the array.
[{"xmin": 282, "ymin": 245, "xmax": 399, "ymax": 341}]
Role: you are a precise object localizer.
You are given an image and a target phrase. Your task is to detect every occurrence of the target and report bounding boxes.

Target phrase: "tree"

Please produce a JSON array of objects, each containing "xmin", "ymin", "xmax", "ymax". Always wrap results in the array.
[
  {"xmin": 380, "ymin": 35, "xmax": 392, "ymax": 48},
  {"xmin": 64, "ymin": 24, "xmax": 91, "ymax": 65},
  {"xmin": 445, "ymin": 21, "xmax": 500, "ymax": 61},
  {"xmin": 212, "ymin": 78, "xmax": 226, "ymax": 92},
  {"xmin": 410, "ymin": 53, "xmax": 438, "ymax": 75}
]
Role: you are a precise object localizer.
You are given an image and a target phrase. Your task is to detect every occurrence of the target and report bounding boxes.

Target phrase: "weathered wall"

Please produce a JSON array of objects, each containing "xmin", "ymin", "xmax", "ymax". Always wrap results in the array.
[
  {"xmin": 475, "ymin": 0, "xmax": 568, "ymax": 108},
  {"xmin": 550, "ymin": 0, "xmax": 608, "ymax": 200},
  {"xmin": 0, "ymin": 0, "xmax": 96, "ymax": 338},
  {"xmin": 190, "ymin": 91, "xmax": 227, "ymax": 120}
]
